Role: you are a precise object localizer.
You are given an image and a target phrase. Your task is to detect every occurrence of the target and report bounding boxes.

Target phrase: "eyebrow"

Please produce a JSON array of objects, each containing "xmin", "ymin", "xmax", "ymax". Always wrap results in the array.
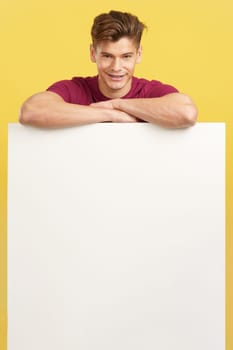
[{"xmin": 100, "ymin": 51, "xmax": 135, "ymax": 56}]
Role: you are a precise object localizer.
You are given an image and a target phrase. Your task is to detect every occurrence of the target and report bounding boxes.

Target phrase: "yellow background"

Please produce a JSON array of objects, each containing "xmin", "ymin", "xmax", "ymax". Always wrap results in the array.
[{"xmin": 0, "ymin": 0, "xmax": 232, "ymax": 348}]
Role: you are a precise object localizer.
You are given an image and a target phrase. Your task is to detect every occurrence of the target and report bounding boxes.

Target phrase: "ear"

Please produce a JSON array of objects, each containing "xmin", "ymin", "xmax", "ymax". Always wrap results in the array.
[
  {"xmin": 90, "ymin": 44, "xmax": 96, "ymax": 63},
  {"xmin": 136, "ymin": 45, "xmax": 142, "ymax": 64}
]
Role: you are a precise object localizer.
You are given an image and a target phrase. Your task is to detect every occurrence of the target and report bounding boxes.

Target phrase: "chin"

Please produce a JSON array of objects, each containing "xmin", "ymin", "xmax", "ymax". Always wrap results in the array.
[{"xmin": 109, "ymin": 82, "xmax": 125, "ymax": 89}]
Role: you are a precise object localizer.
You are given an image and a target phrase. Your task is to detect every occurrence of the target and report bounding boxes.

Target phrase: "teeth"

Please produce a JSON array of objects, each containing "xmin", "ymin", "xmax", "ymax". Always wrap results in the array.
[{"xmin": 109, "ymin": 75, "xmax": 123, "ymax": 78}]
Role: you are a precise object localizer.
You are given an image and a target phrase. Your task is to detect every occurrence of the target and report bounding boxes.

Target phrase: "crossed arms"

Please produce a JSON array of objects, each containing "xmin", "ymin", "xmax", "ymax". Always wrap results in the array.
[{"xmin": 19, "ymin": 91, "xmax": 197, "ymax": 128}]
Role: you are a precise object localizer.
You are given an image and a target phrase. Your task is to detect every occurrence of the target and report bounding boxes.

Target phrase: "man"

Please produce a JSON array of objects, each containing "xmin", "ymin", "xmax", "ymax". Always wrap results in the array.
[{"xmin": 19, "ymin": 10, "xmax": 197, "ymax": 128}]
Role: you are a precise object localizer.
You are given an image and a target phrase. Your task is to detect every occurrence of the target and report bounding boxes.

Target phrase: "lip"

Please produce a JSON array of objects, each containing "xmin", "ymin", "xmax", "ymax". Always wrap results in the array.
[{"xmin": 107, "ymin": 73, "xmax": 125, "ymax": 80}]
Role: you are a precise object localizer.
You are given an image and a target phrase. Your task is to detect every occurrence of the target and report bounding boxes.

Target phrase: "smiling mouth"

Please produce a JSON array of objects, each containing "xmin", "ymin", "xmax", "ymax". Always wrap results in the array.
[{"xmin": 107, "ymin": 74, "xmax": 125, "ymax": 79}]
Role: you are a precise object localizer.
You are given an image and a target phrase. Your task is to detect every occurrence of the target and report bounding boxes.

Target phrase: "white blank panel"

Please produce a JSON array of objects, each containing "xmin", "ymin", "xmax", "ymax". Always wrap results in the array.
[{"xmin": 8, "ymin": 123, "xmax": 225, "ymax": 350}]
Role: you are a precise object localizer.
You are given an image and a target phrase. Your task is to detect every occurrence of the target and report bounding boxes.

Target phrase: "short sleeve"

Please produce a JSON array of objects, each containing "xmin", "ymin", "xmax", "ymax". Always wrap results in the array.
[
  {"xmin": 146, "ymin": 80, "xmax": 179, "ymax": 98},
  {"xmin": 47, "ymin": 80, "xmax": 73, "ymax": 102}
]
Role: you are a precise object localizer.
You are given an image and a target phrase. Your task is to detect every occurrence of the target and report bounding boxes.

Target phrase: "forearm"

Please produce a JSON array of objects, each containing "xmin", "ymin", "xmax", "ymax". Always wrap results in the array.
[
  {"xmin": 113, "ymin": 93, "xmax": 198, "ymax": 128},
  {"xmin": 19, "ymin": 92, "xmax": 113, "ymax": 128}
]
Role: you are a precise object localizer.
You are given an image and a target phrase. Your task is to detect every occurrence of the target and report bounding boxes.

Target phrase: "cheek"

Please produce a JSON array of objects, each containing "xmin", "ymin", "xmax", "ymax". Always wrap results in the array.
[
  {"xmin": 96, "ymin": 61, "xmax": 109, "ymax": 70},
  {"xmin": 125, "ymin": 61, "xmax": 136, "ymax": 71}
]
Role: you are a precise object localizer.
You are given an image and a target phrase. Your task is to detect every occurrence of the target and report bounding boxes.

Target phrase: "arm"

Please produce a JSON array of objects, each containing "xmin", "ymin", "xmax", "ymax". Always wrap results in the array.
[
  {"xmin": 19, "ymin": 91, "xmax": 138, "ymax": 128},
  {"xmin": 91, "ymin": 93, "xmax": 198, "ymax": 128}
]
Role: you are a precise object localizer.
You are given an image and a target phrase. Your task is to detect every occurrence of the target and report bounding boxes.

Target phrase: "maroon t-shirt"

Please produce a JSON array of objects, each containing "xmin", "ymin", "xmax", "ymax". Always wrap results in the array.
[{"xmin": 47, "ymin": 76, "xmax": 178, "ymax": 105}]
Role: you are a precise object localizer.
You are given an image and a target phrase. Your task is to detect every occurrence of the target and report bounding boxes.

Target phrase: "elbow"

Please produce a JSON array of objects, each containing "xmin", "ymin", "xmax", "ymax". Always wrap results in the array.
[
  {"xmin": 177, "ymin": 93, "xmax": 198, "ymax": 128},
  {"xmin": 184, "ymin": 103, "xmax": 198, "ymax": 127},
  {"xmin": 19, "ymin": 101, "xmax": 33, "ymax": 125},
  {"xmin": 162, "ymin": 93, "xmax": 198, "ymax": 128},
  {"xmin": 19, "ymin": 92, "xmax": 59, "ymax": 127},
  {"xmin": 19, "ymin": 100, "xmax": 43, "ymax": 126},
  {"xmin": 169, "ymin": 103, "xmax": 198, "ymax": 129},
  {"xmin": 173, "ymin": 94, "xmax": 198, "ymax": 128}
]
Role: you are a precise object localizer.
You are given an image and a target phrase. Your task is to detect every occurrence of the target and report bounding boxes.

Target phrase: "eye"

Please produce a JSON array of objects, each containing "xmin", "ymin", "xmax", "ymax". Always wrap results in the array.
[
  {"xmin": 102, "ymin": 54, "xmax": 111, "ymax": 58},
  {"xmin": 123, "ymin": 54, "xmax": 133, "ymax": 59}
]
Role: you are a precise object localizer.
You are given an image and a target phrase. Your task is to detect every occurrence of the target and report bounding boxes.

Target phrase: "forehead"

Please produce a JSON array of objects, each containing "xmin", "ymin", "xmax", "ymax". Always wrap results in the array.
[{"xmin": 95, "ymin": 37, "xmax": 138, "ymax": 54}]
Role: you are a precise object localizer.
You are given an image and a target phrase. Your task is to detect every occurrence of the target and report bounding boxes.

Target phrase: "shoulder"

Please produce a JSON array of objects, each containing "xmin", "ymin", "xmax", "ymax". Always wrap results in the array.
[
  {"xmin": 46, "ymin": 76, "xmax": 98, "ymax": 104},
  {"xmin": 129, "ymin": 77, "xmax": 179, "ymax": 98},
  {"xmin": 71, "ymin": 76, "xmax": 98, "ymax": 87},
  {"xmin": 47, "ymin": 76, "xmax": 97, "ymax": 91}
]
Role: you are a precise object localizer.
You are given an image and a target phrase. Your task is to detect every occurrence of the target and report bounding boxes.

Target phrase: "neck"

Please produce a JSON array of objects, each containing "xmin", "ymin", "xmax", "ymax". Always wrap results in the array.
[{"xmin": 98, "ymin": 77, "xmax": 133, "ymax": 99}]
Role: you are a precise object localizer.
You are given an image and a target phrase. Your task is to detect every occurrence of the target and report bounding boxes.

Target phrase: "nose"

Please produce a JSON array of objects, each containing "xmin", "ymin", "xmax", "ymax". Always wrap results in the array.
[{"xmin": 111, "ymin": 58, "xmax": 122, "ymax": 71}]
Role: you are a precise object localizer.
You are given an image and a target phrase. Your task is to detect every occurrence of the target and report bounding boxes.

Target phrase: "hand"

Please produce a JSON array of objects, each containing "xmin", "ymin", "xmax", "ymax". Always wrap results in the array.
[
  {"xmin": 110, "ymin": 110, "xmax": 138, "ymax": 123},
  {"xmin": 90, "ymin": 100, "xmax": 116, "ymax": 110},
  {"xmin": 91, "ymin": 100, "xmax": 138, "ymax": 123}
]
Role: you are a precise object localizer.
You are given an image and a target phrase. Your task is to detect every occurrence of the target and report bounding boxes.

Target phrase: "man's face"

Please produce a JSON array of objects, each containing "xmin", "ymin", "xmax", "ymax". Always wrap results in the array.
[{"xmin": 90, "ymin": 37, "xmax": 142, "ymax": 98}]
